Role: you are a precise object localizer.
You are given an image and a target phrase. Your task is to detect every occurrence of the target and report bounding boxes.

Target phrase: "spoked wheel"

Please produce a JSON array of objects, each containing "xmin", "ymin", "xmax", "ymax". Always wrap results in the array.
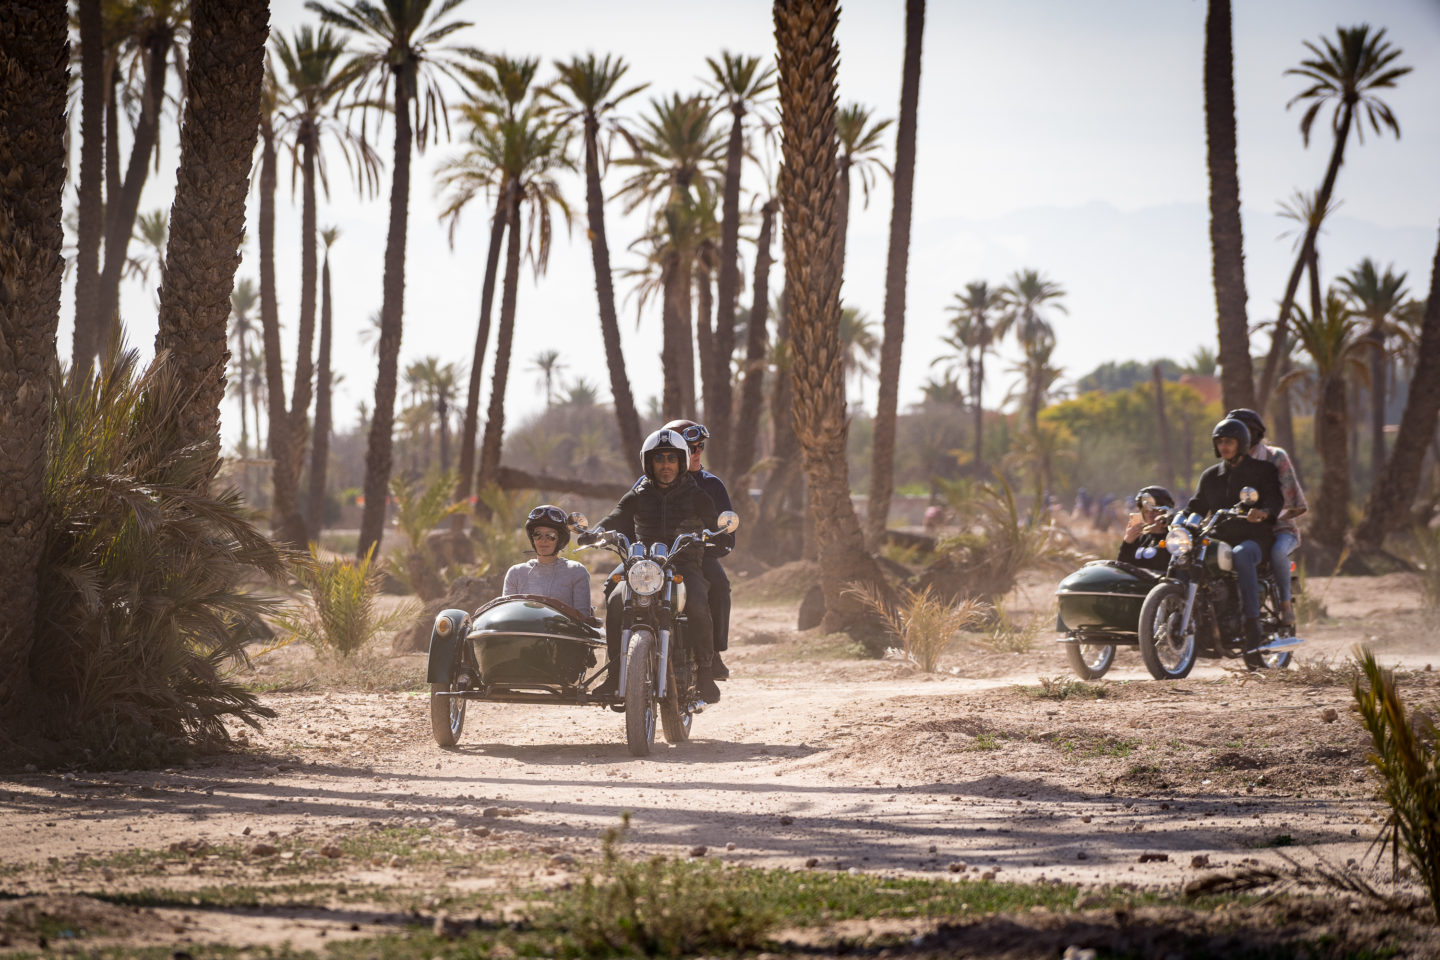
[
  {"xmin": 1065, "ymin": 641, "xmax": 1115, "ymax": 680},
  {"xmin": 1138, "ymin": 583, "xmax": 1197, "ymax": 680},
  {"xmin": 429, "ymin": 681, "xmax": 467, "ymax": 748},
  {"xmin": 660, "ymin": 654, "xmax": 693, "ymax": 744},
  {"xmin": 624, "ymin": 630, "xmax": 658, "ymax": 756}
]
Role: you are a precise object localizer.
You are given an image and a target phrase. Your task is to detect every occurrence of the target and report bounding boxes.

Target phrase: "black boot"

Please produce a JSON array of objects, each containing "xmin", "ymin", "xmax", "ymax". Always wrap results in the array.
[
  {"xmin": 696, "ymin": 661, "xmax": 721, "ymax": 703},
  {"xmin": 1242, "ymin": 617, "xmax": 1263, "ymax": 651},
  {"xmin": 712, "ymin": 652, "xmax": 729, "ymax": 681}
]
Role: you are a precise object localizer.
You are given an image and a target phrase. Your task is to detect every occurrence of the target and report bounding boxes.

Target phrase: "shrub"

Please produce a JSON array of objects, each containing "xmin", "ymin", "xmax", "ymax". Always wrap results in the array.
[
  {"xmin": 388, "ymin": 471, "xmax": 467, "ymax": 599},
  {"xmin": 30, "ymin": 350, "xmax": 292, "ymax": 761},
  {"xmin": 275, "ymin": 546, "xmax": 414, "ymax": 657},
  {"xmin": 845, "ymin": 583, "xmax": 988, "ymax": 672},
  {"xmin": 469, "ymin": 484, "xmax": 533, "ymax": 576},
  {"xmin": 1351, "ymin": 648, "xmax": 1440, "ymax": 922},
  {"xmin": 976, "ymin": 598, "xmax": 1048, "ymax": 654}
]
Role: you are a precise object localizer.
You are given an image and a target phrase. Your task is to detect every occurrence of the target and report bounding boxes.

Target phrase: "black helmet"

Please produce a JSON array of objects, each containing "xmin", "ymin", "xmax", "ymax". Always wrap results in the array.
[
  {"xmin": 641, "ymin": 428, "xmax": 689, "ymax": 482},
  {"xmin": 1134, "ymin": 485, "xmax": 1175, "ymax": 510},
  {"xmin": 524, "ymin": 504, "xmax": 570, "ymax": 550},
  {"xmin": 661, "ymin": 418, "xmax": 709, "ymax": 450},
  {"xmin": 1211, "ymin": 417, "xmax": 1251, "ymax": 458},
  {"xmin": 1225, "ymin": 408, "xmax": 1266, "ymax": 447}
]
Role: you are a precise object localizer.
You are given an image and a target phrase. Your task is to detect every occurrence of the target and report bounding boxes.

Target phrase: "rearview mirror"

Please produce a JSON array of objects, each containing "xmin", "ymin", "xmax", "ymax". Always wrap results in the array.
[
  {"xmin": 1137, "ymin": 492, "xmax": 1157, "ymax": 511},
  {"xmin": 1238, "ymin": 486, "xmax": 1259, "ymax": 506},
  {"xmin": 567, "ymin": 512, "xmax": 589, "ymax": 531},
  {"xmin": 716, "ymin": 511, "xmax": 740, "ymax": 534}
]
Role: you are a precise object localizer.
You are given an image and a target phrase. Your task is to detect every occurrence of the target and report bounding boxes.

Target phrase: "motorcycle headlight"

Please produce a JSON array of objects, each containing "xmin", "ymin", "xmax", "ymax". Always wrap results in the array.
[
  {"xmin": 1165, "ymin": 526, "xmax": 1192, "ymax": 556},
  {"xmin": 626, "ymin": 559, "xmax": 664, "ymax": 596}
]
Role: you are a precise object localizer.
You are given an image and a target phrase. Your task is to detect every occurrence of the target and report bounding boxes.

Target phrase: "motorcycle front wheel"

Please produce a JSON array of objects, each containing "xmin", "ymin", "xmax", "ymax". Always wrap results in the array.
[
  {"xmin": 1065, "ymin": 641, "xmax": 1115, "ymax": 680},
  {"xmin": 660, "ymin": 654, "xmax": 693, "ymax": 744},
  {"xmin": 1138, "ymin": 582, "xmax": 1197, "ymax": 680},
  {"xmin": 624, "ymin": 630, "xmax": 658, "ymax": 757}
]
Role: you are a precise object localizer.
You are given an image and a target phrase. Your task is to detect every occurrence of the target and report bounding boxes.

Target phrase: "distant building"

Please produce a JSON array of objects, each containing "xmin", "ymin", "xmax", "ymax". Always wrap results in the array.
[{"xmin": 1178, "ymin": 373, "xmax": 1221, "ymax": 406}]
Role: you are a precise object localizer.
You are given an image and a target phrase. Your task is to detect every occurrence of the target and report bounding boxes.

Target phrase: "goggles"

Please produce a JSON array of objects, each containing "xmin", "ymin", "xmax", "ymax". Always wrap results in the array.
[
  {"xmin": 528, "ymin": 505, "xmax": 567, "ymax": 525},
  {"xmin": 531, "ymin": 530, "xmax": 559, "ymax": 541},
  {"xmin": 679, "ymin": 424, "xmax": 709, "ymax": 447}
]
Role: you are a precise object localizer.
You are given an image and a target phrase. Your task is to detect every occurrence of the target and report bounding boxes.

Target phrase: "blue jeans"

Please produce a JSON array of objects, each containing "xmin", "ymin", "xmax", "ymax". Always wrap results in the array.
[
  {"xmin": 1231, "ymin": 540, "xmax": 1263, "ymax": 620},
  {"xmin": 1271, "ymin": 532, "xmax": 1298, "ymax": 603}
]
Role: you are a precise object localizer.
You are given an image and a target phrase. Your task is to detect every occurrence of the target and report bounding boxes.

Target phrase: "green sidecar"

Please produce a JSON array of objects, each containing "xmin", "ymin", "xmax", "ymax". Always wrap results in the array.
[
  {"xmin": 425, "ymin": 594, "xmax": 607, "ymax": 748},
  {"xmin": 1054, "ymin": 560, "xmax": 1164, "ymax": 680}
]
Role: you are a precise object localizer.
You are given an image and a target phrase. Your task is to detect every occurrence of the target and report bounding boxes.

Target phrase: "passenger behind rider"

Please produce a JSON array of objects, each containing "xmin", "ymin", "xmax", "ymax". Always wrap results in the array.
[
  {"xmin": 659, "ymin": 419, "xmax": 735, "ymax": 681},
  {"xmin": 1187, "ymin": 418, "xmax": 1284, "ymax": 649},
  {"xmin": 1225, "ymin": 408, "xmax": 1307, "ymax": 625},
  {"xmin": 501, "ymin": 504, "xmax": 593, "ymax": 618},
  {"xmin": 582, "ymin": 428, "xmax": 722, "ymax": 703},
  {"xmin": 1118, "ymin": 485, "xmax": 1174, "ymax": 573}
]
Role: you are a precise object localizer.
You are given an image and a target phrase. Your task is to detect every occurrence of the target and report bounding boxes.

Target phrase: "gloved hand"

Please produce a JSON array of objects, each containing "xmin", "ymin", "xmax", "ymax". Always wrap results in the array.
[{"xmin": 576, "ymin": 529, "xmax": 600, "ymax": 546}]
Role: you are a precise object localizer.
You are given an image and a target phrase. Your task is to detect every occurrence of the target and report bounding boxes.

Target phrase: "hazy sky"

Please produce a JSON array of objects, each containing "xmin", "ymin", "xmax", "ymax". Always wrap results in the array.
[{"xmin": 69, "ymin": 0, "xmax": 1440, "ymax": 448}]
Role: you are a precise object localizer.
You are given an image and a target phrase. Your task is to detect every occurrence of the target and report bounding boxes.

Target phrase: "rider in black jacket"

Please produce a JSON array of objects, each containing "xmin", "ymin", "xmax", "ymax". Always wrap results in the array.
[
  {"xmin": 1187, "ymin": 418, "xmax": 1284, "ymax": 648},
  {"xmin": 587, "ymin": 428, "xmax": 722, "ymax": 702}
]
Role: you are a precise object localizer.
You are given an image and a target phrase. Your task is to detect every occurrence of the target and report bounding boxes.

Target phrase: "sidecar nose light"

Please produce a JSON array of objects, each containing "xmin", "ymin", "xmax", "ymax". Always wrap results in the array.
[
  {"xmin": 434, "ymin": 615, "xmax": 453, "ymax": 638},
  {"xmin": 1166, "ymin": 527, "xmax": 1193, "ymax": 556}
]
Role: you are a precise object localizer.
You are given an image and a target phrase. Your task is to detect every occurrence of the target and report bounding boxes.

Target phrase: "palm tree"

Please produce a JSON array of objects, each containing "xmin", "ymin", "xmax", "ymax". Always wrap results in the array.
[
  {"xmin": 729, "ymin": 196, "xmax": 777, "ymax": 479},
  {"xmin": 1257, "ymin": 25, "xmax": 1411, "ymax": 412},
  {"xmin": 531, "ymin": 349, "xmax": 566, "ymax": 406},
  {"xmin": 774, "ymin": 0, "xmax": 887, "ymax": 630},
  {"xmin": 1358, "ymin": 227, "xmax": 1440, "ymax": 548},
  {"xmin": 72, "ymin": 0, "xmax": 105, "ymax": 363},
  {"xmin": 443, "ymin": 53, "xmax": 541, "ymax": 519},
  {"xmin": 0, "ymin": 0, "xmax": 67, "ymax": 717},
  {"xmin": 1338, "ymin": 258, "xmax": 1408, "ymax": 484},
  {"xmin": 835, "ymin": 102, "xmax": 892, "ymax": 288},
  {"xmin": 229, "ymin": 276, "xmax": 259, "ymax": 457},
  {"xmin": 866, "ymin": 0, "xmax": 924, "ymax": 548},
  {"xmin": 705, "ymin": 51, "xmax": 776, "ymax": 476},
  {"xmin": 1204, "ymin": 0, "xmax": 1253, "ymax": 410},
  {"xmin": 550, "ymin": 53, "xmax": 647, "ymax": 459},
  {"xmin": 999, "ymin": 268, "xmax": 1068, "ymax": 433},
  {"xmin": 943, "ymin": 281, "xmax": 1004, "ymax": 475},
  {"xmin": 475, "ymin": 106, "xmax": 575, "ymax": 491},
  {"xmin": 152, "ymin": 0, "xmax": 268, "ymax": 465},
  {"xmin": 271, "ymin": 23, "xmax": 380, "ymax": 540},
  {"xmin": 306, "ymin": 227, "xmax": 340, "ymax": 543},
  {"xmin": 838, "ymin": 306, "xmax": 880, "ymax": 404},
  {"xmin": 127, "ymin": 208, "xmax": 168, "ymax": 288},
  {"xmin": 308, "ymin": 0, "xmax": 479, "ymax": 559}
]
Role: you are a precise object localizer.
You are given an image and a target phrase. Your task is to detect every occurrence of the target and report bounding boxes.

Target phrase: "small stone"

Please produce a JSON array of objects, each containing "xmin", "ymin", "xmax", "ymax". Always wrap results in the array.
[
  {"xmin": 1138, "ymin": 852, "xmax": 1169, "ymax": 863},
  {"xmin": 689, "ymin": 846, "xmax": 707, "ymax": 858},
  {"xmin": 549, "ymin": 853, "xmax": 575, "ymax": 867},
  {"xmin": 725, "ymin": 842, "xmax": 736, "ymax": 851},
  {"xmin": 805, "ymin": 857, "xmax": 819, "ymax": 868},
  {"xmin": 1080, "ymin": 815, "xmax": 1092, "ymax": 823},
  {"xmin": 1076, "ymin": 851, "xmax": 1089, "ymax": 860},
  {"xmin": 1190, "ymin": 854, "xmax": 1211, "ymax": 869},
  {"xmin": 947, "ymin": 861, "xmax": 965, "ymax": 873},
  {"xmin": 779, "ymin": 815, "xmax": 793, "ymax": 825},
  {"xmin": 320, "ymin": 845, "xmax": 343, "ymax": 859},
  {"xmin": 928, "ymin": 844, "xmax": 937, "ymax": 853},
  {"xmin": 471, "ymin": 827, "xmax": 491, "ymax": 837},
  {"xmin": 250, "ymin": 843, "xmax": 279, "ymax": 858},
  {"xmin": 1073, "ymin": 892, "xmax": 1104, "ymax": 910},
  {"xmin": 1062, "ymin": 948, "xmax": 1098, "ymax": 960},
  {"xmin": 1321, "ymin": 708, "xmax": 1339, "ymax": 723},
  {"xmin": 980, "ymin": 870, "xmax": 996, "ymax": 881},
  {"xmin": 482, "ymin": 807, "xmax": 501, "ymax": 818}
]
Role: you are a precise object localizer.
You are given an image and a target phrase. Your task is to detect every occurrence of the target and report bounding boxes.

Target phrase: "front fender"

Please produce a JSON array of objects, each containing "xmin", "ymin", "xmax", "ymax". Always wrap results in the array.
[{"xmin": 426, "ymin": 608, "xmax": 471, "ymax": 684}]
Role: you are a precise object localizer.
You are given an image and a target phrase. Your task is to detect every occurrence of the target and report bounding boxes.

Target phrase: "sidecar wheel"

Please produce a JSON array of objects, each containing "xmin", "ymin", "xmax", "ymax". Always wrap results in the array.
[
  {"xmin": 624, "ymin": 630, "xmax": 658, "ymax": 757},
  {"xmin": 660, "ymin": 655, "xmax": 692, "ymax": 744},
  {"xmin": 1138, "ymin": 583, "xmax": 1196, "ymax": 680},
  {"xmin": 1065, "ymin": 641, "xmax": 1115, "ymax": 680},
  {"xmin": 430, "ymin": 682, "xmax": 467, "ymax": 748}
]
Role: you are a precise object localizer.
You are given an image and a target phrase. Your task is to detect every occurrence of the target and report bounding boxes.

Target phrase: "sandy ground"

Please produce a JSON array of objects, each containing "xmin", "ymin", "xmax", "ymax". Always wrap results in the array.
[{"xmin": 1, "ymin": 569, "xmax": 1437, "ymax": 952}]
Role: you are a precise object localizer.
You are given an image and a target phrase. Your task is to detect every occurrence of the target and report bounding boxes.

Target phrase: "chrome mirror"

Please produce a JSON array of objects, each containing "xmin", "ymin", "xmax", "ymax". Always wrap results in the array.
[
  {"xmin": 716, "ymin": 510, "xmax": 740, "ymax": 534},
  {"xmin": 1137, "ymin": 493, "xmax": 1157, "ymax": 511},
  {"xmin": 567, "ymin": 512, "xmax": 589, "ymax": 531},
  {"xmin": 1238, "ymin": 486, "xmax": 1259, "ymax": 506}
]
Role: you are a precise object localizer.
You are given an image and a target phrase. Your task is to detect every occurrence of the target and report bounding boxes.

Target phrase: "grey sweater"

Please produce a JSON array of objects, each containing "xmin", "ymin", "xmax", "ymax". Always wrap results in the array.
[{"xmin": 502, "ymin": 558, "xmax": 593, "ymax": 616}]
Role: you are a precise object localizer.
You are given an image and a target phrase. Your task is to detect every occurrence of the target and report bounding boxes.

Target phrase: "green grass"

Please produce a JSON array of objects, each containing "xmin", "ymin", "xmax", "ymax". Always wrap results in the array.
[
  {"xmin": 1026, "ymin": 675, "xmax": 1109, "ymax": 701},
  {"xmin": 972, "ymin": 733, "xmax": 1002, "ymax": 751}
]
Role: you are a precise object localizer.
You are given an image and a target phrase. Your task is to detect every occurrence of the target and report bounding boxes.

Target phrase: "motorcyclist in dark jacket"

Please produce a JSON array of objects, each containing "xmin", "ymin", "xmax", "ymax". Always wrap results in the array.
[
  {"xmin": 1187, "ymin": 418, "xmax": 1284, "ymax": 648},
  {"xmin": 586, "ymin": 428, "xmax": 722, "ymax": 702},
  {"xmin": 1118, "ymin": 485, "xmax": 1174, "ymax": 573}
]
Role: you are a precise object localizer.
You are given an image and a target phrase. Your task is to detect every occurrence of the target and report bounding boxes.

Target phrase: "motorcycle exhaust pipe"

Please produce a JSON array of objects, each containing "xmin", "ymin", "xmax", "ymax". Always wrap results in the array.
[{"xmin": 1255, "ymin": 634, "xmax": 1304, "ymax": 653}]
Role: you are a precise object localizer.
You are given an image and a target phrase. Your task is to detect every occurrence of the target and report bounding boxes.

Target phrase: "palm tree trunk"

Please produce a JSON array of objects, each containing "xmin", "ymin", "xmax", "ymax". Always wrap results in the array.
[
  {"xmin": 454, "ymin": 199, "xmax": 506, "ymax": 517},
  {"xmin": 1257, "ymin": 105, "xmax": 1355, "ymax": 412},
  {"xmin": 695, "ymin": 260, "xmax": 717, "ymax": 424},
  {"xmin": 287, "ymin": 134, "xmax": 319, "ymax": 532},
  {"xmin": 865, "ymin": 0, "xmax": 924, "ymax": 548},
  {"xmin": 712, "ymin": 103, "xmax": 746, "ymax": 476},
  {"xmin": 153, "ymin": 0, "xmax": 268, "ymax": 470},
  {"xmin": 677, "ymin": 254, "xmax": 697, "ymax": 416},
  {"xmin": 1204, "ymin": 0, "xmax": 1254, "ymax": 412},
  {"xmin": 0, "ymin": 0, "xmax": 68, "ymax": 716},
  {"xmin": 477, "ymin": 187, "xmax": 523, "ymax": 491},
  {"xmin": 1358, "ymin": 222, "xmax": 1440, "ymax": 547},
  {"xmin": 1369, "ymin": 324, "xmax": 1387, "ymax": 486},
  {"xmin": 306, "ymin": 248, "xmax": 334, "ymax": 543},
  {"xmin": 972, "ymin": 337, "xmax": 987, "ymax": 474},
  {"xmin": 1311, "ymin": 372, "xmax": 1351, "ymax": 550},
  {"xmin": 257, "ymin": 122, "xmax": 298, "ymax": 538},
  {"xmin": 775, "ymin": 0, "xmax": 887, "ymax": 632},
  {"xmin": 358, "ymin": 77, "xmax": 414, "ymax": 559},
  {"xmin": 72, "ymin": 0, "xmax": 105, "ymax": 367},
  {"xmin": 730, "ymin": 197, "xmax": 776, "ymax": 478},
  {"xmin": 580, "ymin": 113, "xmax": 642, "ymax": 457},
  {"xmin": 95, "ymin": 36, "xmax": 169, "ymax": 360},
  {"xmin": 236, "ymin": 322, "xmax": 250, "ymax": 457}
]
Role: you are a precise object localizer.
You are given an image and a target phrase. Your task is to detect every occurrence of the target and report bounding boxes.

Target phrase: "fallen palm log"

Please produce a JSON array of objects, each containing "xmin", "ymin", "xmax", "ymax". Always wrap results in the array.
[{"xmin": 494, "ymin": 466, "xmax": 632, "ymax": 502}]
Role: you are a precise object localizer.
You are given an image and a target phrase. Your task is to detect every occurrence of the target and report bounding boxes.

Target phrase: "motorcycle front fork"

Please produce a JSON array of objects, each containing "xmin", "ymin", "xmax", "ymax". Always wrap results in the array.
[
  {"xmin": 1177, "ymin": 581, "xmax": 1200, "ymax": 638},
  {"xmin": 614, "ymin": 626, "xmax": 673, "ymax": 699}
]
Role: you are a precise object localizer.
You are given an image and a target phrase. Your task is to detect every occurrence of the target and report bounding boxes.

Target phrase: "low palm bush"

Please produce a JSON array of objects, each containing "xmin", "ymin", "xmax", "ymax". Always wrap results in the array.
[
  {"xmin": 846, "ymin": 583, "xmax": 988, "ymax": 672},
  {"xmin": 32, "ymin": 350, "xmax": 292, "ymax": 762},
  {"xmin": 977, "ymin": 598, "xmax": 1048, "ymax": 654},
  {"xmin": 274, "ymin": 546, "xmax": 413, "ymax": 657},
  {"xmin": 388, "ymin": 470, "xmax": 467, "ymax": 599},
  {"xmin": 469, "ymin": 484, "xmax": 533, "ymax": 575},
  {"xmin": 1351, "ymin": 648, "xmax": 1440, "ymax": 922}
]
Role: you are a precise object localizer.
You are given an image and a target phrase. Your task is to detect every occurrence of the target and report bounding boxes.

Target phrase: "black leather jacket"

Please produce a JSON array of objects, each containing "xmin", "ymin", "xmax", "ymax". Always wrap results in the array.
[
  {"xmin": 595, "ymin": 473, "xmax": 719, "ymax": 551},
  {"xmin": 1187, "ymin": 455, "xmax": 1284, "ymax": 553}
]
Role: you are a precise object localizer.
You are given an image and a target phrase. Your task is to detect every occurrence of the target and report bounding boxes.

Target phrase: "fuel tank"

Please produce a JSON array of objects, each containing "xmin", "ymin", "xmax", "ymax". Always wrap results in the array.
[
  {"xmin": 1055, "ymin": 560, "xmax": 1162, "ymax": 636},
  {"xmin": 469, "ymin": 597, "xmax": 604, "ymax": 687}
]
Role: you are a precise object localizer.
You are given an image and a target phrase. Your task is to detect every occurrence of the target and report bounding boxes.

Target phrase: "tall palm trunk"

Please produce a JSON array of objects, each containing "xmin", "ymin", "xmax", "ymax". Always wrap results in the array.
[
  {"xmin": 454, "ymin": 201, "xmax": 505, "ymax": 516},
  {"xmin": 1311, "ymin": 372, "xmax": 1351, "ymax": 550},
  {"xmin": 257, "ymin": 120, "xmax": 299, "ymax": 538},
  {"xmin": 236, "ymin": 322, "xmax": 250, "ymax": 457},
  {"xmin": 358, "ymin": 74, "xmax": 415, "ymax": 560},
  {"xmin": 0, "ymin": 0, "xmax": 68, "ymax": 715},
  {"xmin": 1204, "ymin": 0, "xmax": 1254, "ymax": 411},
  {"xmin": 1368, "ymin": 325, "xmax": 1387, "ymax": 485},
  {"xmin": 677, "ymin": 254, "xmax": 697, "ymax": 416},
  {"xmin": 865, "ymin": 0, "xmax": 924, "ymax": 548},
  {"xmin": 712, "ymin": 102, "xmax": 746, "ymax": 475},
  {"xmin": 730, "ymin": 198, "xmax": 776, "ymax": 478},
  {"xmin": 94, "ymin": 36, "xmax": 170, "ymax": 361},
  {"xmin": 1358, "ymin": 222, "xmax": 1440, "ymax": 547},
  {"xmin": 73, "ymin": 0, "xmax": 105, "ymax": 364},
  {"xmin": 154, "ymin": 0, "xmax": 269, "ymax": 466},
  {"xmin": 1257, "ymin": 105, "xmax": 1355, "ymax": 412},
  {"xmin": 285, "ymin": 132, "xmax": 319, "ymax": 540},
  {"xmin": 972, "ymin": 330, "xmax": 987, "ymax": 473},
  {"xmin": 775, "ymin": 0, "xmax": 886, "ymax": 631},
  {"xmin": 477, "ymin": 186, "xmax": 523, "ymax": 491},
  {"xmin": 696, "ymin": 260, "xmax": 717, "ymax": 422},
  {"xmin": 580, "ymin": 111, "xmax": 642, "ymax": 455},
  {"xmin": 306, "ymin": 246, "xmax": 334, "ymax": 543}
]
